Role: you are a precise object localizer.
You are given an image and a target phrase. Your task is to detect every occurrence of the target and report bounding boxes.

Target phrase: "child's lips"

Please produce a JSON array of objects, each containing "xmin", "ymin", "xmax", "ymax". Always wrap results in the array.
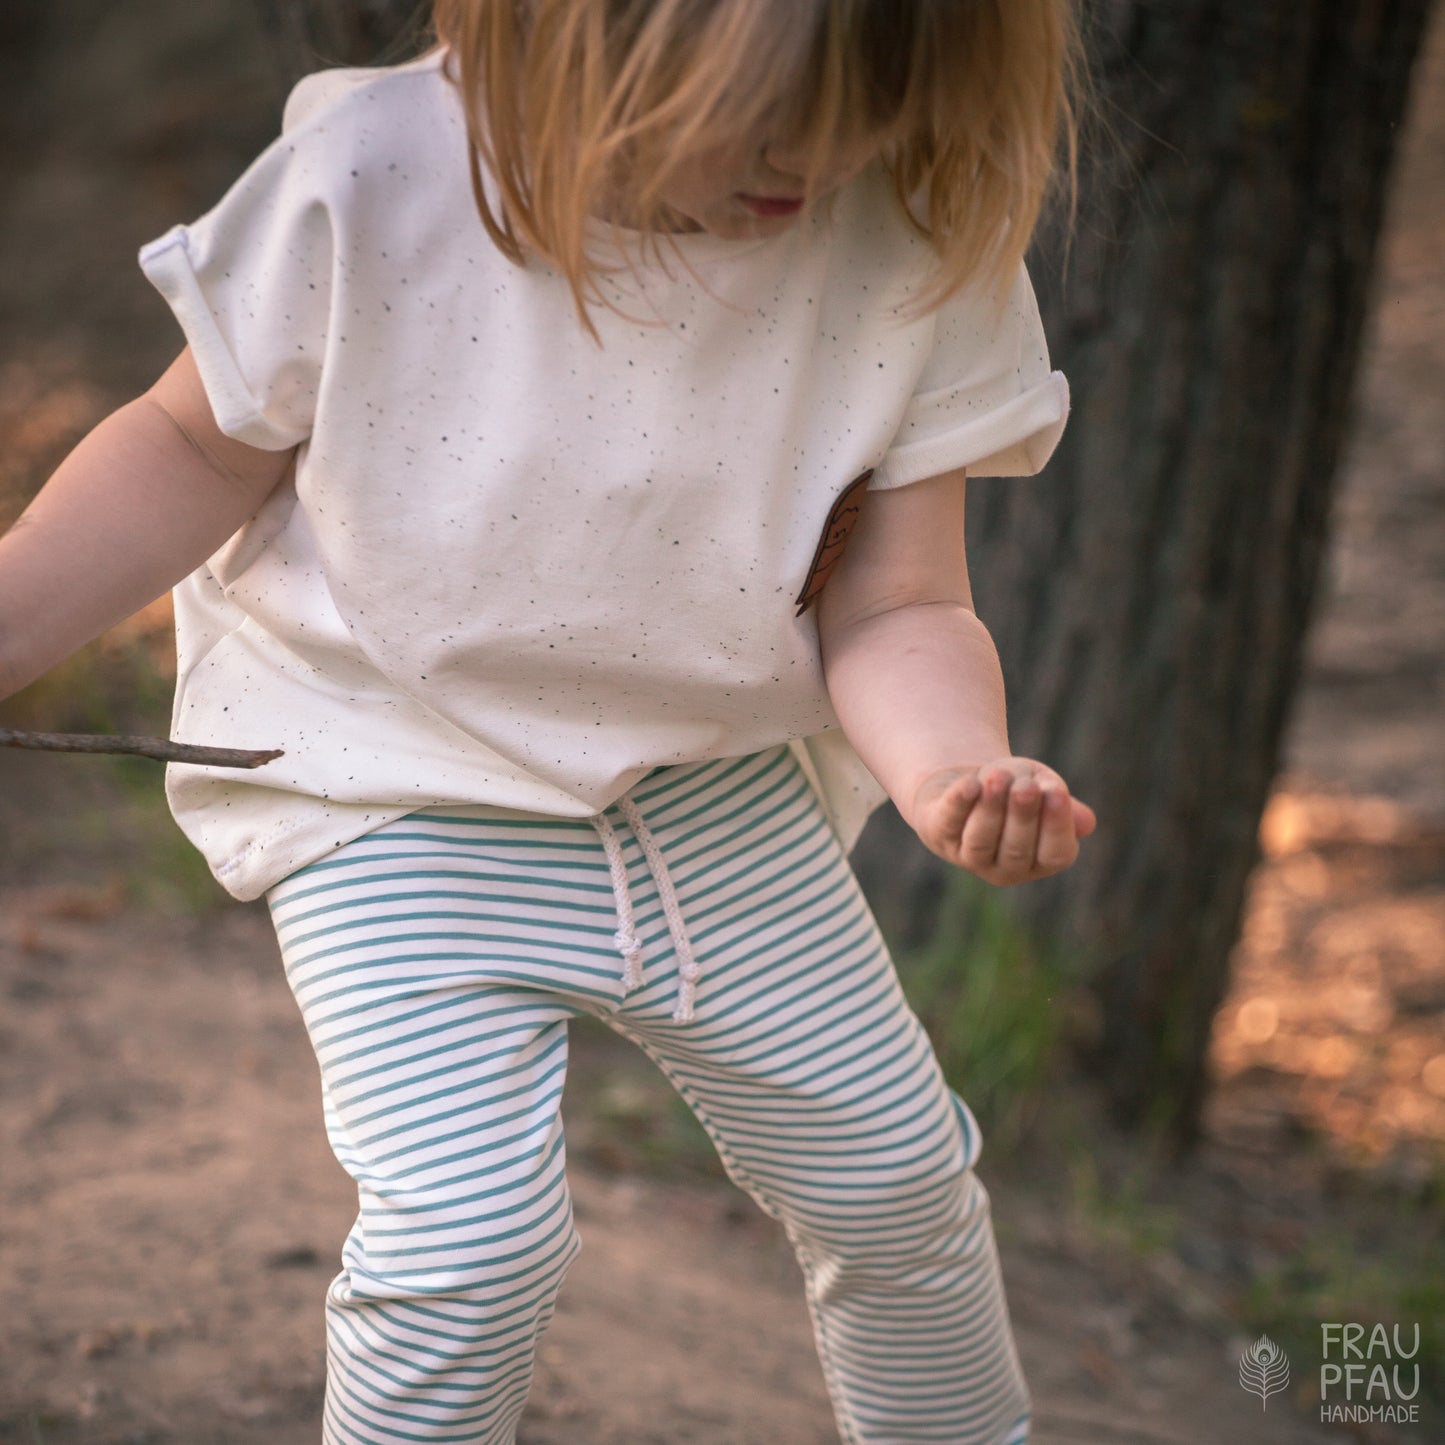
[{"xmin": 737, "ymin": 193, "xmax": 804, "ymax": 218}]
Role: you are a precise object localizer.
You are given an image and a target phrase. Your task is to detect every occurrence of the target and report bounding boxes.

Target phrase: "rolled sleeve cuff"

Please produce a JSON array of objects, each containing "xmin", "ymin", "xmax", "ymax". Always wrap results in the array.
[
  {"xmin": 872, "ymin": 370, "xmax": 1070, "ymax": 487},
  {"xmin": 139, "ymin": 225, "xmax": 310, "ymax": 452}
]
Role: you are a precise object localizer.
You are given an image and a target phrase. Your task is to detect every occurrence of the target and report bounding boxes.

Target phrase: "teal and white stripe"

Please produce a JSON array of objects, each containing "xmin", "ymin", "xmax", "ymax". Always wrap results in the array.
[{"xmin": 268, "ymin": 741, "xmax": 1031, "ymax": 1444}]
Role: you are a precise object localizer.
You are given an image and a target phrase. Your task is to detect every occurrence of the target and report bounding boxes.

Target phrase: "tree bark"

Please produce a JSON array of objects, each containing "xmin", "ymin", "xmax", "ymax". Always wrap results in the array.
[{"xmin": 856, "ymin": 0, "xmax": 1436, "ymax": 1150}]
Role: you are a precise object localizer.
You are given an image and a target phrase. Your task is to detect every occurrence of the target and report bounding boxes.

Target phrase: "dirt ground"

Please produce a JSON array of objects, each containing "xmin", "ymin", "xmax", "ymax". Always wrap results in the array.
[{"xmin": 1, "ymin": 3, "xmax": 1442, "ymax": 1444}]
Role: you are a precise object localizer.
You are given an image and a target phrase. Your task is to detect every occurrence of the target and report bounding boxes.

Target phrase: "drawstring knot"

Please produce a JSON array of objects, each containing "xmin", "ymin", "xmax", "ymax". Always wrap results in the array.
[
  {"xmin": 588, "ymin": 789, "xmax": 702, "ymax": 1023},
  {"xmin": 612, "ymin": 927, "xmax": 644, "ymax": 989},
  {"xmin": 674, "ymin": 958, "xmax": 704, "ymax": 1025}
]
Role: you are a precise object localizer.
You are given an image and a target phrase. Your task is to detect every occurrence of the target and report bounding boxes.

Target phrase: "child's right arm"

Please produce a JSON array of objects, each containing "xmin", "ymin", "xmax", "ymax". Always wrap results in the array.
[{"xmin": 0, "ymin": 348, "xmax": 296, "ymax": 701}]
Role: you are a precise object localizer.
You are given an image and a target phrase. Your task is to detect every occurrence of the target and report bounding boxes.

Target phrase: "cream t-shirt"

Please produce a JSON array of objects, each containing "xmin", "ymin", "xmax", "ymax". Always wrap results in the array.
[{"xmin": 138, "ymin": 50, "xmax": 1070, "ymax": 901}]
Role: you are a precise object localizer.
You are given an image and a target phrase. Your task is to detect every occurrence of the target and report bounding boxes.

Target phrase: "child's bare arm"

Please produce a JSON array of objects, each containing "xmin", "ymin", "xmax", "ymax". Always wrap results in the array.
[
  {"xmin": 0, "ymin": 349, "xmax": 296, "ymax": 700},
  {"xmin": 816, "ymin": 468, "xmax": 1096, "ymax": 885}
]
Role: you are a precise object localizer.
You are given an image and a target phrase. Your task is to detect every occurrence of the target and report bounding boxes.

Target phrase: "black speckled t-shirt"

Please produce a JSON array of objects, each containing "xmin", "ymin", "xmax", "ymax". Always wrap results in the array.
[{"xmin": 138, "ymin": 49, "xmax": 1069, "ymax": 900}]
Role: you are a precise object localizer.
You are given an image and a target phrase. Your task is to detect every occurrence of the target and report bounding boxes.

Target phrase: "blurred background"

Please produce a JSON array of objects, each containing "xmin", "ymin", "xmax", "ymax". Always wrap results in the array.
[{"xmin": 0, "ymin": 2, "xmax": 1441, "ymax": 1442}]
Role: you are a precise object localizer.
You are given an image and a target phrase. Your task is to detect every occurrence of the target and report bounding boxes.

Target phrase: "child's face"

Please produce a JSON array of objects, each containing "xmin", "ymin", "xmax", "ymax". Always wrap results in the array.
[{"xmin": 650, "ymin": 127, "xmax": 891, "ymax": 239}]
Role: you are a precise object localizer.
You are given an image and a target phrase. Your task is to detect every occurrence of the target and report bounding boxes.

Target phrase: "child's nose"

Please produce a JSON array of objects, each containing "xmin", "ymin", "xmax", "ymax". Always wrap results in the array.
[{"xmin": 761, "ymin": 142, "xmax": 809, "ymax": 183}]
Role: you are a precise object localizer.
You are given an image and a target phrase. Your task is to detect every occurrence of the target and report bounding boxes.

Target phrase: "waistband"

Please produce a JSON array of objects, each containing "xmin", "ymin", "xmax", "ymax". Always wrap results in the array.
[{"xmin": 422, "ymin": 745, "xmax": 798, "ymax": 1024}]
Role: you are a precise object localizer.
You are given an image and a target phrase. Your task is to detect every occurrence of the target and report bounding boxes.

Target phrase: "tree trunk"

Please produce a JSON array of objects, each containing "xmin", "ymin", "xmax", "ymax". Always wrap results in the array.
[{"xmin": 856, "ymin": 0, "xmax": 1436, "ymax": 1150}]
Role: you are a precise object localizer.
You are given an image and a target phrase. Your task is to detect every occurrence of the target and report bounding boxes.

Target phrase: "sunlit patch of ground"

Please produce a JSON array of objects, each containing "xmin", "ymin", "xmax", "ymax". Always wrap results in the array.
[{"xmin": 1208, "ymin": 781, "xmax": 1445, "ymax": 1192}]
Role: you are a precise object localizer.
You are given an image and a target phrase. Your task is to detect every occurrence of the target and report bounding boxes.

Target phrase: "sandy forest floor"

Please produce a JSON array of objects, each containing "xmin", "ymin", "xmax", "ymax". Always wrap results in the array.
[{"xmin": 1, "ymin": 3, "xmax": 1442, "ymax": 1443}]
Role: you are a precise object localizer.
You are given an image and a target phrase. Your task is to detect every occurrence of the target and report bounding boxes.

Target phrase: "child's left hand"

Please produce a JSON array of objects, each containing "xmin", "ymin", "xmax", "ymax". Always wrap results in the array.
[{"xmin": 909, "ymin": 758, "xmax": 1097, "ymax": 886}]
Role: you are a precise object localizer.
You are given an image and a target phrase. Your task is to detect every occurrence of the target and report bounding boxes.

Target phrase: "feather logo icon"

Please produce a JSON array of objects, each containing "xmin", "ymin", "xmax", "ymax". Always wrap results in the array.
[
  {"xmin": 794, "ymin": 470, "xmax": 872, "ymax": 616},
  {"xmin": 1238, "ymin": 1334, "xmax": 1290, "ymax": 1408}
]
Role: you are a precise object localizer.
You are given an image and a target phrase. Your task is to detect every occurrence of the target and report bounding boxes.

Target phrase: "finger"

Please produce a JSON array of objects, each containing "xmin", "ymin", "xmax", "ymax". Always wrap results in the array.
[
  {"xmin": 1035, "ymin": 784, "xmax": 1082, "ymax": 871},
  {"xmin": 930, "ymin": 776, "xmax": 985, "ymax": 862},
  {"xmin": 938, "ymin": 771, "xmax": 982, "ymax": 838},
  {"xmin": 1072, "ymin": 798, "xmax": 1098, "ymax": 836},
  {"xmin": 957, "ymin": 766, "xmax": 1010, "ymax": 870},
  {"xmin": 994, "ymin": 773, "xmax": 1044, "ymax": 877}
]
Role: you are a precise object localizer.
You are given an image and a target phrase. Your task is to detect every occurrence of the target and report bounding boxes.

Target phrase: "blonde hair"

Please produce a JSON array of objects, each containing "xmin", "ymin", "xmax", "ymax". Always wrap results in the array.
[{"xmin": 432, "ymin": 0, "xmax": 1083, "ymax": 327}]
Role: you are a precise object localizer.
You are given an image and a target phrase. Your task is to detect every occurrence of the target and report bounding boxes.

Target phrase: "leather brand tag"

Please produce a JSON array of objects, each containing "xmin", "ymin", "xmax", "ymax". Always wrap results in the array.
[{"xmin": 794, "ymin": 469, "xmax": 873, "ymax": 617}]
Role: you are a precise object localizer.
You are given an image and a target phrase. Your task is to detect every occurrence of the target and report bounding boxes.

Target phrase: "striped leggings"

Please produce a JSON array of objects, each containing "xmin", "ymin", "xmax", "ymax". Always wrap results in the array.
[{"xmin": 267, "ymin": 742, "xmax": 1031, "ymax": 1444}]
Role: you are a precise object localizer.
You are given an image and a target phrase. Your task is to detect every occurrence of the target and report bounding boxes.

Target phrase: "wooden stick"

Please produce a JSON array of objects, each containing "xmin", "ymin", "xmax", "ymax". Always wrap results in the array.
[{"xmin": 0, "ymin": 728, "xmax": 283, "ymax": 769}]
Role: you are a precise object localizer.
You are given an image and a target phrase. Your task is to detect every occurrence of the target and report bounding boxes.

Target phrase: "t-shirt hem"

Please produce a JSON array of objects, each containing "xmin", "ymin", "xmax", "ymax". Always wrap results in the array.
[
  {"xmin": 207, "ymin": 804, "xmax": 418, "ymax": 901},
  {"xmin": 203, "ymin": 734, "xmax": 889, "ymax": 899}
]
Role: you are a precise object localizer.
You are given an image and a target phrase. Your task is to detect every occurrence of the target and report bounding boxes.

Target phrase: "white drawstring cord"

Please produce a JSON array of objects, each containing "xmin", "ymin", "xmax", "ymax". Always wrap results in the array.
[
  {"xmin": 614, "ymin": 795, "xmax": 702, "ymax": 1024},
  {"xmin": 588, "ymin": 809, "xmax": 644, "ymax": 990},
  {"xmin": 587, "ymin": 792, "xmax": 702, "ymax": 1023}
]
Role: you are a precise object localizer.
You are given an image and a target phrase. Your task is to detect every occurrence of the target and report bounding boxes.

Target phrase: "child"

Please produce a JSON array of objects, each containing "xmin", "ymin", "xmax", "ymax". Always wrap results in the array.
[{"xmin": 0, "ymin": 0, "xmax": 1097, "ymax": 1439}]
